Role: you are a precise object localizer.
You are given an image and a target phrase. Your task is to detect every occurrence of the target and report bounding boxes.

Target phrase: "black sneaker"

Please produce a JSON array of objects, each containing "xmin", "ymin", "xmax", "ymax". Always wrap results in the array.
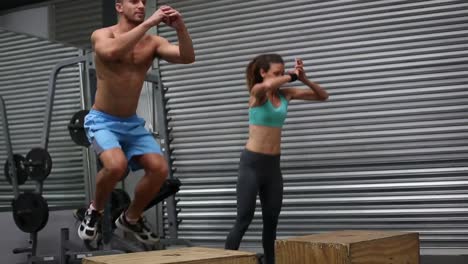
[
  {"xmin": 115, "ymin": 212, "xmax": 159, "ymax": 244},
  {"xmin": 78, "ymin": 208, "xmax": 102, "ymax": 241},
  {"xmin": 73, "ymin": 207, "xmax": 87, "ymax": 221}
]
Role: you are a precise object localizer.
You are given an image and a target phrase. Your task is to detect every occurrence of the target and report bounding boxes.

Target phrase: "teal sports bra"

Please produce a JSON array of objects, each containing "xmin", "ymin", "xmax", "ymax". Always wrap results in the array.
[{"xmin": 249, "ymin": 93, "xmax": 288, "ymax": 127}]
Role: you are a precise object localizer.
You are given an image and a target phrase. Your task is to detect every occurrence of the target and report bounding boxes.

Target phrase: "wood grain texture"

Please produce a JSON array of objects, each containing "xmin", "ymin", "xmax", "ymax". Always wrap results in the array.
[
  {"xmin": 82, "ymin": 247, "xmax": 258, "ymax": 264},
  {"xmin": 276, "ymin": 240, "xmax": 348, "ymax": 264},
  {"xmin": 350, "ymin": 232, "xmax": 420, "ymax": 264},
  {"xmin": 276, "ymin": 230, "xmax": 420, "ymax": 264}
]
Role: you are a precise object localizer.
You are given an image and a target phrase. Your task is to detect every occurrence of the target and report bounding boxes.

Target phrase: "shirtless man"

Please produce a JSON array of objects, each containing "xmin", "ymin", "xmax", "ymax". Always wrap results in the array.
[{"xmin": 78, "ymin": 0, "xmax": 194, "ymax": 244}]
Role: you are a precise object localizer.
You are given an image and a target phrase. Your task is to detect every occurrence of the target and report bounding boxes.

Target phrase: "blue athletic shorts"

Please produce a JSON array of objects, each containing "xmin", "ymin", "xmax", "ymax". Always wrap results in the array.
[{"xmin": 84, "ymin": 109, "xmax": 162, "ymax": 171}]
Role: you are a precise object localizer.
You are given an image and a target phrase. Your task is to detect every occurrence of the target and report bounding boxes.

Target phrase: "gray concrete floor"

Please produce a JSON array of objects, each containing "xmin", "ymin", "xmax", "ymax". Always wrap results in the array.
[{"xmin": 421, "ymin": 255, "xmax": 468, "ymax": 264}]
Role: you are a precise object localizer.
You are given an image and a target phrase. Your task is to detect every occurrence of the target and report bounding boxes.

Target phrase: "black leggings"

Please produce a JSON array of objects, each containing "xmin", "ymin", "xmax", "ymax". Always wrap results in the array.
[{"xmin": 225, "ymin": 149, "xmax": 283, "ymax": 264}]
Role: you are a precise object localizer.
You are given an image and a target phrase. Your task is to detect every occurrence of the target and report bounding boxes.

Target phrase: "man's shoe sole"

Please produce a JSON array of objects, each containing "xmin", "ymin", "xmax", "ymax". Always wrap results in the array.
[{"xmin": 115, "ymin": 218, "xmax": 159, "ymax": 245}]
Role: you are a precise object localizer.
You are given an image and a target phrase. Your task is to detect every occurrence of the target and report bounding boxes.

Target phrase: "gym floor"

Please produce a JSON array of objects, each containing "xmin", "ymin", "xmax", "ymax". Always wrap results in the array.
[{"xmin": 422, "ymin": 255, "xmax": 468, "ymax": 264}]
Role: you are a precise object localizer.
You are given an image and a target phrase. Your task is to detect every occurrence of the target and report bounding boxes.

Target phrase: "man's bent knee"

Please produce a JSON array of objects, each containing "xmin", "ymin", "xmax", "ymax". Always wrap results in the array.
[
  {"xmin": 138, "ymin": 154, "xmax": 167, "ymax": 177},
  {"xmin": 102, "ymin": 160, "xmax": 128, "ymax": 182},
  {"xmin": 99, "ymin": 148, "xmax": 128, "ymax": 181},
  {"xmin": 147, "ymin": 162, "xmax": 168, "ymax": 180}
]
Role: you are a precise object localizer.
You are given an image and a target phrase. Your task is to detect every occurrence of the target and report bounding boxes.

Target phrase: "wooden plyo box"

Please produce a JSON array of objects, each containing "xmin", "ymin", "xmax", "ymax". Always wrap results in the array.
[
  {"xmin": 82, "ymin": 247, "xmax": 258, "ymax": 264},
  {"xmin": 275, "ymin": 230, "xmax": 420, "ymax": 264}
]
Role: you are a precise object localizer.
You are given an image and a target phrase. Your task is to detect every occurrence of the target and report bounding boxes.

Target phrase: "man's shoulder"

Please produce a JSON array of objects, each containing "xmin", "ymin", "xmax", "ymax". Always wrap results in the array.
[{"xmin": 92, "ymin": 26, "xmax": 115, "ymax": 38}]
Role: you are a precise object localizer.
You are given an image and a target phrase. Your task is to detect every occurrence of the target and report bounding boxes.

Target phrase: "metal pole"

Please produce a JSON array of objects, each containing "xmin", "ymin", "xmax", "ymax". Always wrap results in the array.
[
  {"xmin": 148, "ymin": 71, "xmax": 179, "ymax": 239},
  {"xmin": 0, "ymin": 96, "xmax": 20, "ymax": 198},
  {"xmin": 60, "ymin": 228, "xmax": 69, "ymax": 264},
  {"xmin": 38, "ymin": 55, "xmax": 88, "ymax": 197},
  {"xmin": 30, "ymin": 233, "xmax": 37, "ymax": 258},
  {"xmin": 84, "ymin": 53, "xmax": 98, "ymax": 203},
  {"xmin": 80, "ymin": 52, "xmax": 95, "ymax": 205},
  {"xmin": 40, "ymin": 56, "xmax": 87, "ymax": 150}
]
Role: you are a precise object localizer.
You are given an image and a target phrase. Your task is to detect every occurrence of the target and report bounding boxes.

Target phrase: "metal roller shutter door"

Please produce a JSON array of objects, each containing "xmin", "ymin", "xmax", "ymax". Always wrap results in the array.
[
  {"xmin": 53, "ymin": 0, "xmax": 103, "ymax": 49},
  {"xmin": 0, "ymin": 28, "xmax": 86, "ymax": 210},
  {"xmin": 156, "ymin": 0, "xmax": 468, "ymax": 250}
]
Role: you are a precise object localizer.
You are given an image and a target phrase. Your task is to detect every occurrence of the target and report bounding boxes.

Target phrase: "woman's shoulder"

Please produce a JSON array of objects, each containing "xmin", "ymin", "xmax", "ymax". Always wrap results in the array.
[
  {"xmin": 278, "ymin": 89, "xmax": 292, "ymax": 101},
  {"xmin": 249, "ymin": 93, "xmax": 267, "ymax": 108}
]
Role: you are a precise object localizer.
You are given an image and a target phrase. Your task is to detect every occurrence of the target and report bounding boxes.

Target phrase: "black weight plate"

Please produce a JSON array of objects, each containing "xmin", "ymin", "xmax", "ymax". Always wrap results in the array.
[
  {"xmin": 12, "ymin": 192, "xmax": 49, "ymax": 233},
  {"xmin": 25, "ymin": 148, "xmax": 52, "ymax": 182},
  {"xmin": 68, "ymin": 110, "xmax": 90, "ymax": 147},
  {"xmin": 4, "ymin": 154, "xmax": 28, "ymax": 185}
]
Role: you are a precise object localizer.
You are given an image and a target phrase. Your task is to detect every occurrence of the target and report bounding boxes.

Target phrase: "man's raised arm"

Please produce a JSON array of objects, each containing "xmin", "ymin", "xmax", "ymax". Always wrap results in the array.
[
  {"xmin": 155, "ymin": 6, "xmax": 195, "ymax": 64},
  {"xmin": 92, "ymin": 8, "xmax": 167, "ymax": 61}
]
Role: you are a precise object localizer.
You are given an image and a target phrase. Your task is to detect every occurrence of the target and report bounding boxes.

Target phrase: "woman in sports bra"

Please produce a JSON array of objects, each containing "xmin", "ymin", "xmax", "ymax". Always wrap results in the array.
[{"xmin": 225, "ymin": 54, "xmax": 329, "ymax": 264}]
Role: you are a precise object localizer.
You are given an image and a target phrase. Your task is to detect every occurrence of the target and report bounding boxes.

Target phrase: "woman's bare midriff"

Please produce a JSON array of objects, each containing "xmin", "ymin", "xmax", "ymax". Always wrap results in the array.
[{"xmin": 245, "ymin": 125, "xmax": 282, "ymax": 155}]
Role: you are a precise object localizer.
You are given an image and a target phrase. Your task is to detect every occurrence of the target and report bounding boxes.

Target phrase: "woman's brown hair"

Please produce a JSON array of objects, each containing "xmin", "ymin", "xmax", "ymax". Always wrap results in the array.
[{"xmin": 246, "ymin": 54, "xmax": 284, "ymax": 92}]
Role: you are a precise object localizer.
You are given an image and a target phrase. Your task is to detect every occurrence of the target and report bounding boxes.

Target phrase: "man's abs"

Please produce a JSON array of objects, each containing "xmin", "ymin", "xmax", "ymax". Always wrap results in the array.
[
  {"xmin": 93, "ymin": 54, "xmax": 152, "ymax": 117},
  {"xmin": 93, "ymin": 84, "xmax": 142, "ymax": 117}
]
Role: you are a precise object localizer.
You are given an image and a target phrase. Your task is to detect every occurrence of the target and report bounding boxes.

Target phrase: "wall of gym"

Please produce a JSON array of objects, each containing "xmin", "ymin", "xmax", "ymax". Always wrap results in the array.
[
  {"xmin": 0, "ymin": 0, "xmax": 107, "ymax": 49},
  {"xmin": 1, "ymin": 0, "xmax": 468, "ymax": 262},
  {"xmin": 156, "ymin": 0, "xmax": 468, "ymax": 254},
  {"xmin": 0, "ymin": 1, "xmax": 157, "ymax": 262},
  {"xmin": 0, "ymin": 27, "xmax": 87, "ymax": 262},
  {"xmin": 0, "ymin": 6, "xmax": 49, "ymax": 38}
]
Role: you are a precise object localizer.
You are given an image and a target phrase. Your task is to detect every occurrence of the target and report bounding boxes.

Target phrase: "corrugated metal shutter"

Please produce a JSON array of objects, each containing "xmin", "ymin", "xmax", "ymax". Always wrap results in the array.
[
  {"xmin": 0, "ymin": 28, "xmax": 85, "ymax": 210},
  {"xmin": 156, "ymin": 0, "xmax": 468, "ymax": 250},
  {"xmin": 53, "ymin": 0, "xmax": 103, "ymax": 49}
]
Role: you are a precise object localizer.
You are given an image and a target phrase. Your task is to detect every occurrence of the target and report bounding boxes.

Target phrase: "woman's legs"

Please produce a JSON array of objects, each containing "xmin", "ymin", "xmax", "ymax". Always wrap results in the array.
[
  {"xmin": 225, "ymin": 149, "xmax": 283, "ymax": 264},
  {"xmin": 225, "ymin": 152, "xmax": 259, "ymax": 250},
  {"xmin": 259, "ymin": 165, "xmax": 283, "ymax": 264}
]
